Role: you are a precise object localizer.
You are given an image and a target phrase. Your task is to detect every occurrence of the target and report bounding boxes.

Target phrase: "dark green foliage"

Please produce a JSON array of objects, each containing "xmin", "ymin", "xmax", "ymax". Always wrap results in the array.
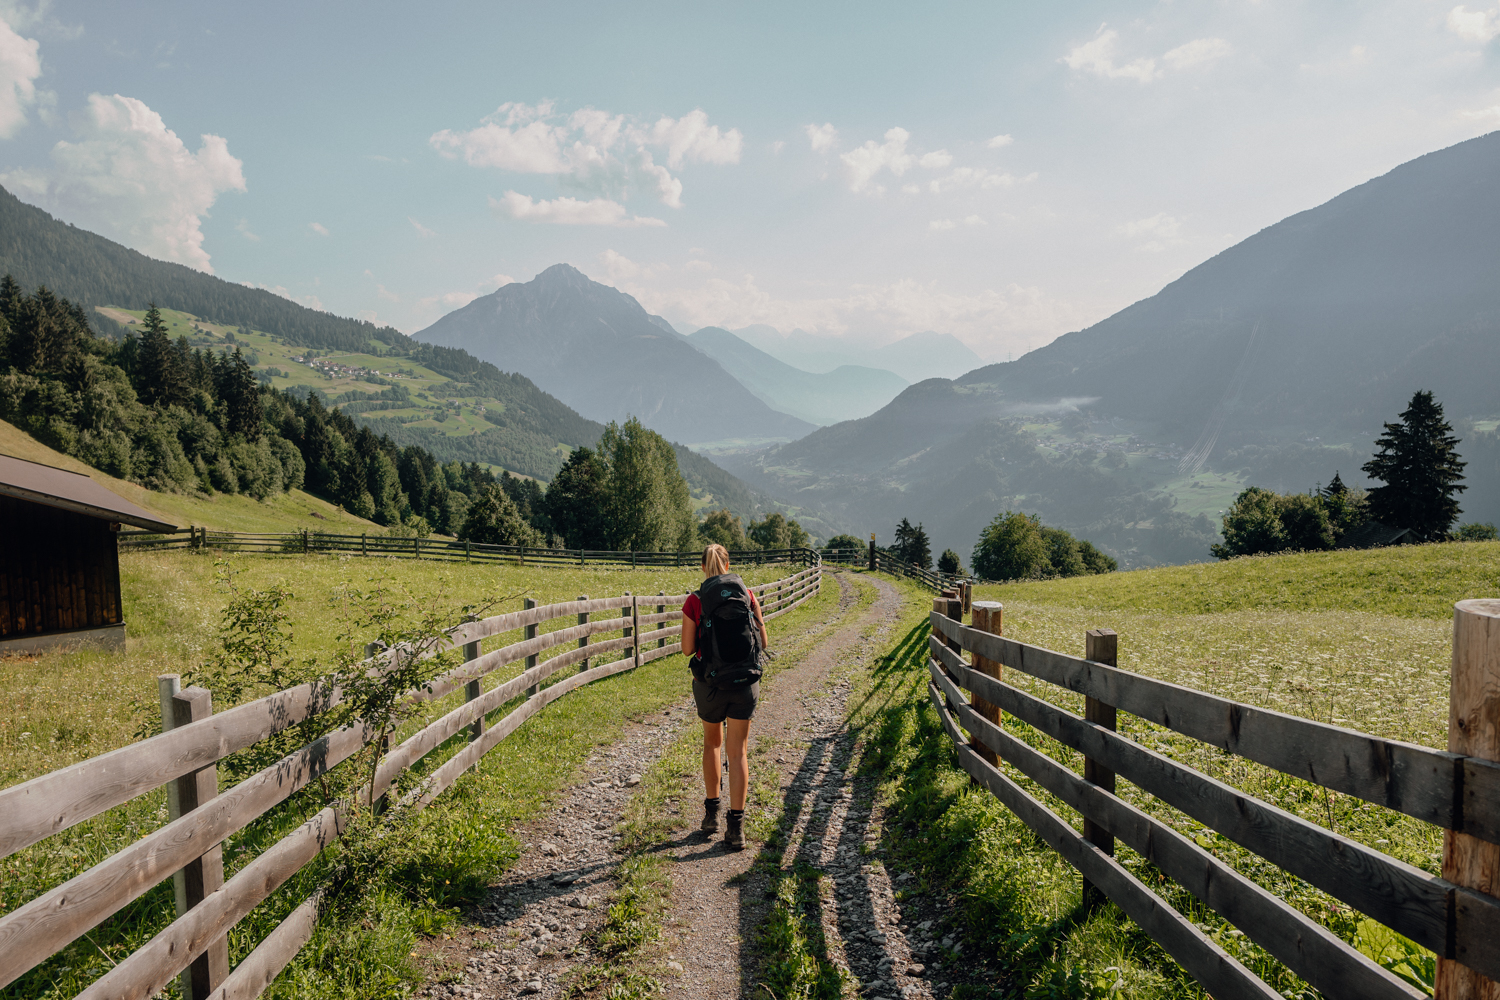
[
  {"xmin": 892, "ymin": 517, "xmax": 932, "ymax": 569},
  {"xmin": 824, "ymin": 533, "xmax": 865, "ymax": 553},
  {"xmin": 598, "ymin": 418, "xmax": 696, "ymax": 551},
  {"xmin": 545, "ymin": 446, "xmax": 609, "ymax": 549},
  {"xmin": 1212, "ymin": 487, "xmax": 1349, "ymax": 559},
  {"xmin": 748, "ymin": 511, "xmax": 811, "ymax": 550},
  {"xmin": 937, "ymin": 548, "xmax": 963, "ymax": 575},
  {"xmin": 1362, "ymin": 390, "xmax": 1467, "ymax": 542},
  {"xmin": 1453, "ymin": 522, "xmax": 1499, "ymax": 541},
  {"xmin": 458, "ymin": 485, "xmax": 541, "ymax": 546},
  {"xmin": 698, "ymin": 508, "xmax": 747, "ymax": 549},
  {"xmin": 972, "ymin": 511, "xmax": 1115, "ymax": 582}
]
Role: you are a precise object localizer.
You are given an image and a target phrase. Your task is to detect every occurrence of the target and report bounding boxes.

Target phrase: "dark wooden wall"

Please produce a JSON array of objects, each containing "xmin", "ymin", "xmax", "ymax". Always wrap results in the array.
[{"xmin": 0, "ymin": 496, "xmax": 122, "ymax": 639}]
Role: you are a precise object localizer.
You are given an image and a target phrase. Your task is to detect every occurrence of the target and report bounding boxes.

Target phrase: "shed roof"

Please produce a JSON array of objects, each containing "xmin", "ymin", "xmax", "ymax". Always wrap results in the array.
[{"xmin": 0, "ymin": 454, "xmax": 177, "ymax": 532}]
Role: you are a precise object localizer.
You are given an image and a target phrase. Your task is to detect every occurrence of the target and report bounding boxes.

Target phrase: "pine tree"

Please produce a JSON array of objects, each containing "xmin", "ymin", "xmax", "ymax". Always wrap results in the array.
[
  {"xmin": 219, "ymin": 347, "xmax": 263, "ymax": 440},
  {"xmin": 135, "ymin": 304, "xmax": 187, "ymax": 407},
  {"xmin": 1361, "ymin": 390, "xmax": 1466, "ymax": 542},
  {"xmin": 1322, "ymin": 471, "xmax": 1347, "ymax": 498}
]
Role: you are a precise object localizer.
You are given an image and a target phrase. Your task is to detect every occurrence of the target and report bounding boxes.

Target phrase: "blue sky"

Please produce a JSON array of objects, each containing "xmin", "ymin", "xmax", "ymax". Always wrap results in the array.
[{"xmin": 1, "ymin": 1, "xmax": 1499, "ymax": 360}]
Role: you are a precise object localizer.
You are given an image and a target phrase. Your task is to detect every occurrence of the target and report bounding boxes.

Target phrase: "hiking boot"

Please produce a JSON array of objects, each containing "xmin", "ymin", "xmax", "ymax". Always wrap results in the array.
[
  {"xmin": 700, "ymin": 798, "xmax": 721, "ymax": 835},
  {"xmin": 724, "ymin": 809, "xmax": 745, "ymax": 850}
]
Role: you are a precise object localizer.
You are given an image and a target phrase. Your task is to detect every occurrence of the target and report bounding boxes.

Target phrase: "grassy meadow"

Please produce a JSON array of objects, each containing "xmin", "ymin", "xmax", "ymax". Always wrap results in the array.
[
  {"xmin": 1, "ymin": 549, "xmax": 828, "ymax": 1000},
  {"xmin": 839, "ymin": 543, "xmax": 1500, "ymax": 997}
]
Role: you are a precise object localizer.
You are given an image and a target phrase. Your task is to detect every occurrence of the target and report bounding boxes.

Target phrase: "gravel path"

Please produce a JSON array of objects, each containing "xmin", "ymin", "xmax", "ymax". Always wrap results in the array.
[{"xmin": 417, "ymin": 572, "xmax": 977, "ymax": 1000}]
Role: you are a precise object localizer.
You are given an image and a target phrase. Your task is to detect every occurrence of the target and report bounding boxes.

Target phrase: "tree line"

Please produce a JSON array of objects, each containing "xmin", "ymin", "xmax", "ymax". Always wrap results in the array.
[{"xmin": 1212, "ymin": 390, "xmax": 1494, "ymax": 558}]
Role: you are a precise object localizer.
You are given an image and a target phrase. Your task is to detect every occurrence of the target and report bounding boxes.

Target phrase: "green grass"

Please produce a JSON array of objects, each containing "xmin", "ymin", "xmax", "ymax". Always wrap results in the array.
[
  {"xmin": 841, "ymin": 548, "xmax": 1469, "ymax": 996},
  {"xmin": 1, "ymin": 551, "xmax": 813, "ymax": 1000},
  {"xmin": 980, "ymin": 539, "xmax": 1500, "ymax": 619}
]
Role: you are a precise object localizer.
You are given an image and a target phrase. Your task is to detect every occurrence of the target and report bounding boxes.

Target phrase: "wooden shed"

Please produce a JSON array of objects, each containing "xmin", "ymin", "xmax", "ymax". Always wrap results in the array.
[{"xmin": 0, "ymin": 454, "xmax": 176, "ymax": 654}]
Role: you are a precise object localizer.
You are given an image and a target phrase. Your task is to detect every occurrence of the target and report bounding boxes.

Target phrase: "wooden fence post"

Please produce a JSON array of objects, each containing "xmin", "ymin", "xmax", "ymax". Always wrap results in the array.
[
  {"xmin": 1082, "ymin": 628, "xmax": 1119, "ymax": 911},
  {"xmin": 961, "ymin": 581, "xmax": 972, "ymax": 616},
  {"xmin": 363, "ymin": 643, "xmax": 392, "ymax": 813},
  {"xmin": 361, "ymin": 533, "xmax": 367, "ymax": 557},
  {"xmin": 302, "ymin": 529, "xmax": 308, "ymax": 554},
  {"xmin": 657, "ymin": 591, "xmax": 666, "ymax": 649},
  {"xmin": 968, "ymin": 601, "xmax": 1003, "ymax": 767},
  {"xmin": 157, "ymin": 675, "xmax": 228, "ymax": 1000},
  {"xmin": 464, "ymin": 538, "xmax": 469, "ymax": 562},
  {"xmin": 524, "ymin": 598, "xmax": 539, "ymax": 696},
  {"xmin": 1437, "ymin": 599, "xmax": 1500, "ymax": 999},
  {"xmin": 622, "ymin": 593, "xmax": 635, "ymax": 664},
  {"xmin": 868, "ymin": 534, "xmax": 877, "ymax": 572},
  {"xmin": 577, "ymin": 596, "xmax": 591, "ymax": 672},
  {"xmin": 463, "ymin": 633, "xmax": 483, "ymax": 772}
]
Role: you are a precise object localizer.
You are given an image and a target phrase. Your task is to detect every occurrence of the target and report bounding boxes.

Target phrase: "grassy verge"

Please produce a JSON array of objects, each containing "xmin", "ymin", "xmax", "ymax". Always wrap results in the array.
[
  {"xmin": 841, "ymin": 555, "xmax": 1466, "ymax": 997},
  {"xmin": 1, "ymin": 552, "xmax": 805, "ymax": 1000},
  {"xmin": 567, "ymin": 571, "xmax": 866, "ymax": 999}
]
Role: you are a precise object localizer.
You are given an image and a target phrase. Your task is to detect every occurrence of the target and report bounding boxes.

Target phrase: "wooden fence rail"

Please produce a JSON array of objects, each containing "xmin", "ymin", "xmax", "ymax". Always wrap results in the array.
[
  {"xmin": 926, "ymin": 597, "xmax": 1500, "ymax": 999},
  {"xmin": 117, "ymin": 527, "xmax": 826, "ymax": 570},
  {"xmin": 0, "ymin": 552, "xmax": 823, "ymax": 1000}
]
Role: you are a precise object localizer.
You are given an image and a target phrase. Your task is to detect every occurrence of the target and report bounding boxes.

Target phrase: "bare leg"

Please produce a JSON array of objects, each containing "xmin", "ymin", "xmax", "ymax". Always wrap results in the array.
[
  {"xmin": 702, "ymin": 721, "xmax": 723, "ymax": 799},
  {"xmin": 726, "ymin": 718, "xmax": 751, "ymax": 811}
]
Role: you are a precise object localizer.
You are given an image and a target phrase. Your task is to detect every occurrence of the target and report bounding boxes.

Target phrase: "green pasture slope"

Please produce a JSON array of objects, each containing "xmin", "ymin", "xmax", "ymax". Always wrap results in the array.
[
  {"xmin": 843, "ymin": 543, "xmax": 1498, "ymax": 997},
  {"xmin": 0, "ymin": 551, "xmax": 836, "ymax": 1000}
]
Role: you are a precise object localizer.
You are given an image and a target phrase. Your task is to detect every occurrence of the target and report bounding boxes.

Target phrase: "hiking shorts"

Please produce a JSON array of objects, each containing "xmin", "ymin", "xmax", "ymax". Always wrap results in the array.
[{"xmin": 692, "ymin": 676, "xmax": 759, "ymax": 723}]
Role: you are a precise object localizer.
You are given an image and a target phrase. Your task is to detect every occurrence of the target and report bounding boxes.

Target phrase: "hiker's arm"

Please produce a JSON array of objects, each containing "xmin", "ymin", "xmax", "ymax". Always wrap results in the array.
[
  {"xmin": 680, "ymin": 611, "xmax": 696, "ymax": 657},
  {"xmin": 753, "ymin": 594, "xmax": 769, "ymax": 649}
]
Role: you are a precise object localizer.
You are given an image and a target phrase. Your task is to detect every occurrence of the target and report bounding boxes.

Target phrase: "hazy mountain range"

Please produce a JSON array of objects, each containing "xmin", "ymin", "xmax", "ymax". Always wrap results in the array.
[
  {"xmin": 417, "ymin": 265, "xmax": 817, "ymax": 447},
  {"xmin": 731, "ymin": 325, "xmax": 984, "ymax": 383},
  {"xmin": 685, "ymin": 327, "xmax": 908, "ymax": 426},
  {"xmin": 725, "ymin": 130, "xmax": 1500, "ymax": 565}
]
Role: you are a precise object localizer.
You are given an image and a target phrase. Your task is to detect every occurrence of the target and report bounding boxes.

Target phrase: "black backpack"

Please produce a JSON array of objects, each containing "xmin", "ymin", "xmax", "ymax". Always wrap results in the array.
[{"xmin": 695, "ymin": 573, "xmax": 763, "ymax": 688}]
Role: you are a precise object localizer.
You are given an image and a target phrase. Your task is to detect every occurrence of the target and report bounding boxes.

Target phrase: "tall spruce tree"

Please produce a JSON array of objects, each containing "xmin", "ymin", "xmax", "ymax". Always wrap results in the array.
[
  {"xmin": 135, "ymin": 304, "xmax": 187, "ymax": 407},
  {"xmin": 1361, "ymin": 390, "xmax": 1466, "ymax": 541}
]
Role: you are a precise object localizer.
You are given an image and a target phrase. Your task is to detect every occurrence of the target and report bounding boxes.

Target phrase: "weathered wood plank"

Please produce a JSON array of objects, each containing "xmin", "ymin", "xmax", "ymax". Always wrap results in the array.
[
  {"xmin": 0, "ymin": 682, "xmax": 337, "ymax": 860},
  {"xmin": 930, "ymin": 613, "xmax": 1475, "ymax": 833},
  {"xmin": 203, "ymin": 890, "xmax": 322, "ymax": 1000},
  {"xmin": 928, "ymin": 636, "xmax": 1454, "ymax": 954},
  {"xmin": 936, "ymin": 664, "xmax": 1421, "ymax": 1000},
  {"xmin": 925, "ymin": 682, "xmax": 1281, "ymax": 1000}
]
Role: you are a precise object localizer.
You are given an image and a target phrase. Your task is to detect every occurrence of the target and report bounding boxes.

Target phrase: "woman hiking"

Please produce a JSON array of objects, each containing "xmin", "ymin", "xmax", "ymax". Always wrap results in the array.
[{"xmin": 680, "ymin": 543, "xmax": 768, "ymax": 850}]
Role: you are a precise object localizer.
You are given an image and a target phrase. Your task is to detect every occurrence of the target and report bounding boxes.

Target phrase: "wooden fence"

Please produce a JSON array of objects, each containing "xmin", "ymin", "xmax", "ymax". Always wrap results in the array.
[
  {"xmin": 0, "ymin": 553, "xmax": 822, "ymax": 1000},
  {"xmin": 117, "ymin": 526, "xmax": 819, "ymax": 571},
  {"xmin": 926, "ymin": 594, "xmax": 1500, "ymax": 999}
]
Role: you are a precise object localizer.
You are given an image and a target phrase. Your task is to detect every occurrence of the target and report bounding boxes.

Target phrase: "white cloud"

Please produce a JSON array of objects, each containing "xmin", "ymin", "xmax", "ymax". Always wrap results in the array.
[
  {"xmin": 1448, "ymin": 5, "xmax": 1500, "ymax": 43},
  {"xmin": 928, "ymin": 167, "xmax": 1033, "ymax": 193},
  {"xmin": 918, "ymin": 149, "xmax": 953, "ymax": 169},
  {"xmin": 840, "ymin": 127, "xmax": 915, "ymax": 193},
  {"xmin": 0, "ymin": 15, "xmax": 40, "ymax": 138},
  {"xmin": 1062, "ymin": 28, "xmax": 1160, "ymax": 83},
  {"xmin": 646, "ymin": 108, "xmax": 742, "ymax": 168},
  {"xmin": 805, "ymin": 122, "xmax": 838, "ymax": 153},
  {"xmin": 492, "ymin": 191, "xmax": 666, "ymax": 227},
  {"xmin": 235, "ymin": 218, "xmax": 259, "ymax": 242},
  {"xmin": 684, "ymin": 259, "xmax": 713, "ymax": 272},
  {"xmin": 605, "ymin": 270, "xmax": 1089, "ymax": 354},
  {"xmin": 1163, "ymin": 37, "xmax": 1231, "ymax": 70},
  {"xmin": 409, "ymin": 216, "xmax": 436, "ymax": 238},
  {"xmin": 309, "ymin": 221, "xmax": 329, "ymax": 236},
  {"xmin": 431, "ymin": 101, "xmax": 740, "ymax": 210},
  {"xmin": 1, "ymin": 93, "xmax": 245, "ymax": 273},
  {"xmin": 1116, "ymin": 212, "xmax": 1186, "ymax": 252},
  {"xmin": 771, "ymin": 139, "xmax": 785, "ymax": 154},
  {"xmin": 985, "ymin": 134, "xmax": 1014, "ymax": 149},
  {"xmin": 931, "ymin": 215, "xmax": 987, "ymax": 231}
]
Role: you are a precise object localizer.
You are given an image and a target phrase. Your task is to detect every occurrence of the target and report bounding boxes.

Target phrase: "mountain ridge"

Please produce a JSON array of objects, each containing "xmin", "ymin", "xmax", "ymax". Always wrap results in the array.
[{"xmin": 416, "ymin": 264, "xmax": 817, "ymax": 446}]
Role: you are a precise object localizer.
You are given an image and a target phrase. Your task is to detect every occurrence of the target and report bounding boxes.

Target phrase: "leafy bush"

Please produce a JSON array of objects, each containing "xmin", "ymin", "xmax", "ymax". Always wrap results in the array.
[
  {"xmin": 972, "ymin": 511, "xmax": 1115, "ymax": 581},
  {"xmin": 1211, "ymin": 487, "xmax": 1347, "ymax": 558},
  {"xmin": 1452, "ymin": 522, "xmax": 1498, "ymax": 541}
]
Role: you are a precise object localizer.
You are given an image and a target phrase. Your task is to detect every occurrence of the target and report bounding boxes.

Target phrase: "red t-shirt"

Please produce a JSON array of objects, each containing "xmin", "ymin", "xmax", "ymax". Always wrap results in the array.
[{"xmin": 682, "ymin": 588, "xmax": 761, "ymax": 625}]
